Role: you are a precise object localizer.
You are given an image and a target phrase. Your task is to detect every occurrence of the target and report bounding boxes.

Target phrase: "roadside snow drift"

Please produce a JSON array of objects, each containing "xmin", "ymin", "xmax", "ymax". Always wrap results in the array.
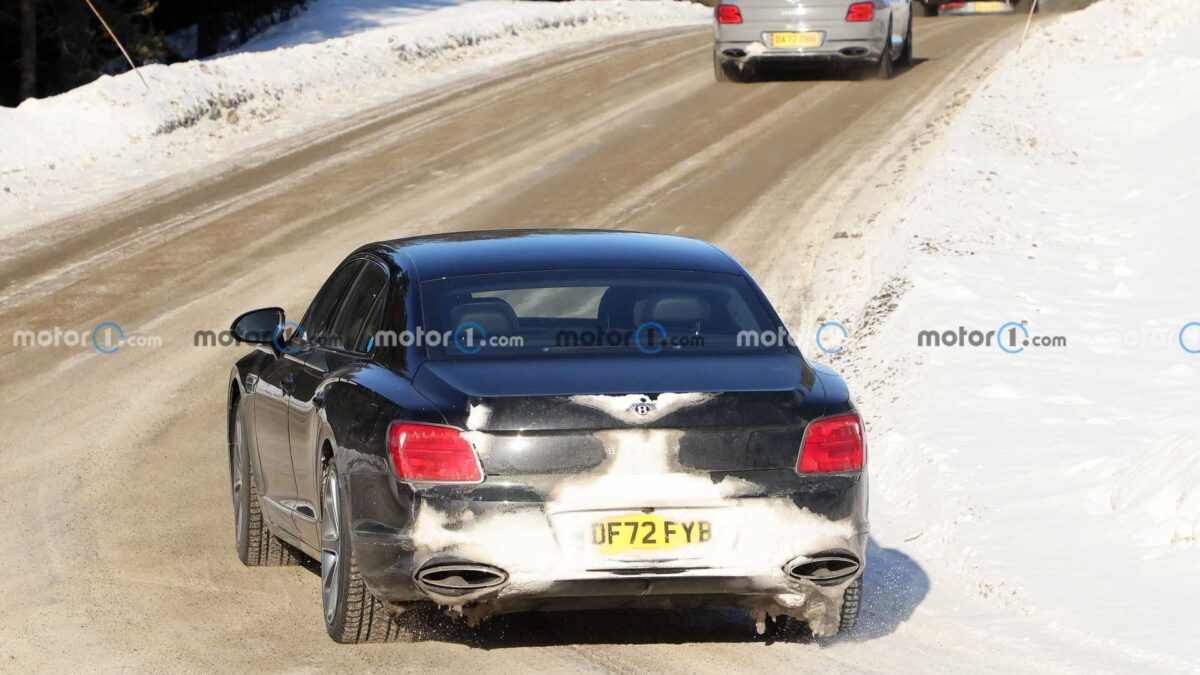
[
  {"xmin": 0, "ymin": 0, "xmax": 708, "ymax": 235},
  {"xmin": 792, "ymin": 0, "xmax": 1200, "ymax": 669}
]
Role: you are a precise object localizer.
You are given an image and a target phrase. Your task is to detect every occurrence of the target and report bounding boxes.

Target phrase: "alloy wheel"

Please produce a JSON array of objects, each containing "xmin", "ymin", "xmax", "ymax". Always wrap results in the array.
[
  {"xmin": 320, "ymin": 465, "xmax": 341, "ymax": 626},
  {"xmin": 231, "ymin": 411, "xmax": 248, "ymax": 554}
]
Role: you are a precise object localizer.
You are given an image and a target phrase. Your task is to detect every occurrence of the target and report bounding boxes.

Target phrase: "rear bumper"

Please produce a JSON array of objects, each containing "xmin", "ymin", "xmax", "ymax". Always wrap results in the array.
[
  {"xmin": 715, "ymin": 15, "xmax": 889, "ymax": 64},
  {"xmin": 345, "ymin": 468, "xmax": 868, "ymax": 631},
  {"xmin": 400, "ymin": 552, "xmax": 868, "ymax": 632}
]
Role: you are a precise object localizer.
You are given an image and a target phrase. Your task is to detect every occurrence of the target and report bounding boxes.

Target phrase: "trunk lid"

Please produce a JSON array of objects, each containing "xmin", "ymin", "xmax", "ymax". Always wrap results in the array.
[
  {"xmin": 413, "ymin": 353, "xmax": 826, "ymax": 475},
  {"xmin": 737, "ymin": 0, "xmax": 853, "ymax": 19}
]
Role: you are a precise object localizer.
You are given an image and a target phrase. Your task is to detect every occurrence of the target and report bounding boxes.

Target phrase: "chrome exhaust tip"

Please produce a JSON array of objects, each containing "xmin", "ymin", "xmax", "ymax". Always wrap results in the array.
[
  {"xmin": 840, "ymin": 47, "xmax": 869, "ymax": 57},
  {"xmin": 784, "ymin": 550, "xmax": 861, "ymax": 586},
  {"xmin": 415, "ymin": 562, "xmax": 508, "ymax": 595},
  {"xmin": 722, "ymin": 49, "xmax": 747, "ymax": 58}
]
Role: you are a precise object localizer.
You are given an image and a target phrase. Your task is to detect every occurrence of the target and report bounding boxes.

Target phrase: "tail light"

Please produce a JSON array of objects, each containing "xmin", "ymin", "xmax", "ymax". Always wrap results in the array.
[
  {"xmin": 798, "ymin": 414, "xmax": 865, "ymax": 473},
  {"xmin": 717, "ymin": 4, "xmax": 743, "ymax": 24},
  {"xmin": 388, "ymin": 423, "xmax": 482, "ymax": 483},
  {"xmin": 846, "ymin": 2, "xmax": 875, "ymax": 22}
]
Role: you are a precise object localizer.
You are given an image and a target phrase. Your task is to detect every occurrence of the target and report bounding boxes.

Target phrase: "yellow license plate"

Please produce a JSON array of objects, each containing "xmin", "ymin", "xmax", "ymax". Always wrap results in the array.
[
  {"xmin": 771, "ymin": 32, "xmax": 822, "ymax": 49},
  {"xmin": 973, "ymin": 2, "xmax": 1010, "ymax": 12},
  {"xmin": 591, "ymin": 513, "xmax": 711, "ymax": 555}
]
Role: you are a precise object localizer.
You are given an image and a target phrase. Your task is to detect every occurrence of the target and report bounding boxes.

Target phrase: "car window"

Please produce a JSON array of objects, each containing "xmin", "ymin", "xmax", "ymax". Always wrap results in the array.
[
  {"xmin": 297, "ymin": 257, "xmax": 362, "ymax": 341},
  {"xmin": 476, "ymin": 286, "xmax": 605, "ymax": 319},
  {"xmin": 419, "ymin": 269, "xmax": 785, "ymax": 360},
  {"xmin": 299, "ymin": 260, "xmax": 365, "ymax": 345},
  {"xmin": 328, "ymin": 261, "xmax": 389, "ymax": 354},
  {"xmin": 352, "ymin": 289, "xmax": 388, "ymax": 353}
]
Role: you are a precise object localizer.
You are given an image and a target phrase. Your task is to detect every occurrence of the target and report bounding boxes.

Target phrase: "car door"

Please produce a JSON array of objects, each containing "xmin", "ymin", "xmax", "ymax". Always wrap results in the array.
[
  {"xmin": 251, "ymin": 355, "xmax": 305, "ymax": 536},
  {"xmin": 251, "ymin": 259, "xmax": 364, "ymax": 534},
  {"xmin": 288, "ymin": 258, "xmax": 391, "ymax": 546}
]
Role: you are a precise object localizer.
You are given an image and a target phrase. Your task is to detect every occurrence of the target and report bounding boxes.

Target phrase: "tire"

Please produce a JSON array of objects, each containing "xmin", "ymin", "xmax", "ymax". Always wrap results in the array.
[
  {"xmin": 838, "ymin": 576, "xmax": 863, "ymax": 633},
  {"xmin": 714, "ymin": 49, "xmax": 731, "ymax": 83},
  {"xmin": 897, "ymin": 11, "xmax": 914, "ymax": 70},
  {"xmin": 876, "ymin": 19, "xmax": 895, "ymax": 81},
  {"xmin": 761, "ymin": 576, "xmax": 863, "ymax": 640},
  {"xmin": 230, "ymin": 400, "xmax": 301, "ymax": 567},
  {"xmin": 320, "ymin": 461, "xmax": 404, "ymax": 643},
  {"xmin": 921, "ymin": 1, "xmax": 940, "ymax": 17},
  {"xmin": 762, "ymin": 614, "xmax": 795, "ymax": 641}
]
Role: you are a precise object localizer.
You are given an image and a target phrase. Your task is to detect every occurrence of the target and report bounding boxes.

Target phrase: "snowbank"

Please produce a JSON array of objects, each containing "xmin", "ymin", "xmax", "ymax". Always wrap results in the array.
[
  {"xmin": 0, "ymin": 0, "xmax": 708, "ymax": 236},
  {"xmin": 798, "ymin": 0, "xmax": 1200, "ymax": 669}
]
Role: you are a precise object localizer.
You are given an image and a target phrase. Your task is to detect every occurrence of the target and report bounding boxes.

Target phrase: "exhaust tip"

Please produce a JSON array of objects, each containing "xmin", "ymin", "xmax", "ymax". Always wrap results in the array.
[
  {"xmin": 722, "ymin": 49, "xmax": 747, "ymax": 58},
  {"xmin": 840, "ymin": 47, "xmax": 869, "ymax": 57},
  {"xmin": 784, "ymin": 550, "xmax": 861, "ymax": 586},
  {"xmin": 415, "ymin": 562, "xmax": 508, "ymax": 594}
]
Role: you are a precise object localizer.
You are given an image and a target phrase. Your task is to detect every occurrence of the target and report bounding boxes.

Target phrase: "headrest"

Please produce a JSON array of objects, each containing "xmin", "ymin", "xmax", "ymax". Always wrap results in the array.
[
  {"xmin": 450, "ymin": 300, "xmax": 518, "ymax": 336},
  {"xmin": 598, "ymin": 286, "xmax": 639, "ymax": 328},
  {"xmin": 633, "ymin": 294, "xmax": 711, "ymax": 325}
]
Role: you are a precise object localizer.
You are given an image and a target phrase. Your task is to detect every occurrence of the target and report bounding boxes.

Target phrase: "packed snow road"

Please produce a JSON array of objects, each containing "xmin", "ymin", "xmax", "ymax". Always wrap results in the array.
[{"xmin": 0, "ymin": 7, "xmax": 1105, "ymax": 673}]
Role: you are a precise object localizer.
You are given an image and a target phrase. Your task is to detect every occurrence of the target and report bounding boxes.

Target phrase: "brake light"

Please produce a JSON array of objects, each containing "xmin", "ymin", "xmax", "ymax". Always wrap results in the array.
[
  {"xmin": 846, "ymin": 2, "xmax": 875, "ymax": 21},
  {"xmin": 717, "ymin": 4, "xmax": 743, "ymax": 24},
  {"xmin": 798, "ymin": 414, "xmax": 865, "ymax": 473},
  {"xmin": 388, "ymin": 423, "xmax": 481, "ymax": 483}
]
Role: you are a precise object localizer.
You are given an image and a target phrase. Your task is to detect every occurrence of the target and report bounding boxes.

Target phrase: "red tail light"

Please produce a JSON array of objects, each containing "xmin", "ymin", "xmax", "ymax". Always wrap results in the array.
[
  {"xmin": 798, "ymin": 414, "xmax": 865, "ymax": 473},
  {"xmin": 717, "ymin": 4, "xmax": 743, "ymax": 24},
  {"xmin": 846, "ymin": 2, "xmax": 875, "ymax": 21},
  {"xmin": 388, "ymin": 423, "xmax": 481, "ymax": 483}
]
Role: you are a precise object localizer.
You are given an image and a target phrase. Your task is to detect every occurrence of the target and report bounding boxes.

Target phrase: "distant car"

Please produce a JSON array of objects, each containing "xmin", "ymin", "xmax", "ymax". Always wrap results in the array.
[
  {"xmin": 714, "ymin": 0, "xmax": 913, "ymax": 82},
  {"xmin": 921, "ymin": 0, "xmax": 1037, "ymax": 16},
  {"xmin": 227, "ymin": 230, "xmax": 868, "ymax": 643}
]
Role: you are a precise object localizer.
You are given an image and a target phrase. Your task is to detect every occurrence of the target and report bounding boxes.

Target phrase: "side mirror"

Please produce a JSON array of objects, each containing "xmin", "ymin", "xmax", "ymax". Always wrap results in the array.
[{"xmin": 231, "ymin": 307, "xmax": 286, "ymax": 345}]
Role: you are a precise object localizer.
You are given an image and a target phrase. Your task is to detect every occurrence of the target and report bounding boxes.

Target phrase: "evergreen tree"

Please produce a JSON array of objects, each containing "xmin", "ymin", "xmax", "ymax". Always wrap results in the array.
[{"xmin": 1, "ymin": 0, "xmax": 307, "ymax": 106}]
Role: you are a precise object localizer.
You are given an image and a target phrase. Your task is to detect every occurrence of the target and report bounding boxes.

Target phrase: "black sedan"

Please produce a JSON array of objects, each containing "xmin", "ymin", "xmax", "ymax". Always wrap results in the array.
[{"xmin": 226, "ymin": 230, "xmax": 867, "ymax": 643}]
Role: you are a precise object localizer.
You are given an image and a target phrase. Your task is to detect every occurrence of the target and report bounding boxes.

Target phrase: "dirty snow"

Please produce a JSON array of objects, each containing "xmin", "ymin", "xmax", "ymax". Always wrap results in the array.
[
  {"xmin": 0, "ymin": 0, "xmax": 708, "ymax": 237},
  {"xmin": 790, "ymin": 0, "xmax": 1200, "ymax": 669}
]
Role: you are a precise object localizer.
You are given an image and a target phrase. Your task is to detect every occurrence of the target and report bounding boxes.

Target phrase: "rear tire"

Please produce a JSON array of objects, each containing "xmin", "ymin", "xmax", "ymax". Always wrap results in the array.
[
  {"xmin": 922, "ymin": 1, "xmax": 940, "ymax": 16},
  {"xmin": 320, "ymin": 461, "xmax": 404, "ymax": 643},
  {"xmin": 897, "ymin": 11, "xmax": 914, "ymax": 70},
  {"xmin": 838, "ymin": 576, "xmax": 863, "ymax": 633},
  {"xmin": 763, "ymin": 576, "xmax": 863, "ymax": 640},
  {"xmin": 713, "ymin": 50, "xmax": 732, "ymax": 83},
  {"xmin": 763, "ymin": 614, "xmax": 797, "ymax": 641},
  {"xmin": 230, "ymin": 400, "xmax": 301, "ymax": 567},
  {"xmin": 876, "ymin": 21, "xmax": 895, "ymax": 81}
]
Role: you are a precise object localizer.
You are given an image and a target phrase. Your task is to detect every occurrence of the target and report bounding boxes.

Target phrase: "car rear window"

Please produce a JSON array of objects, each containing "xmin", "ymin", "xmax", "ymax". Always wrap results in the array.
[{"xmin": 417, "ymin": 269, "xmax": 789, "ymax": 359}]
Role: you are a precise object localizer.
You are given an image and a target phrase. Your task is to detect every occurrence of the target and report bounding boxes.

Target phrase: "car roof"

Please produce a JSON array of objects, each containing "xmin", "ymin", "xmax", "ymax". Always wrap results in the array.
[{"xmin": 368, "ymin": 229, "xmax": 742, "ymax": 280}]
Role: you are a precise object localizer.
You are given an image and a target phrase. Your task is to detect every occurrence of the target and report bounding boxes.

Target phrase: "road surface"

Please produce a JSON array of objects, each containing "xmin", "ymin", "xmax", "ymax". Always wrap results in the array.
[{"xmin": 0, "ymin": 8, "xmax": 1095, "ymax": 672}]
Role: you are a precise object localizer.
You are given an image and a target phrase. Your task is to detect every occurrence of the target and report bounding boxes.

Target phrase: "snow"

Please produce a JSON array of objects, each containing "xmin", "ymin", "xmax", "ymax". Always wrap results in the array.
[
  {"xmin": 238, "ymin": 0, "xmax": 478, "ymax": 52},
  {"xmin": 793, "ymin": 0, "xmax": 1200, "ymax": 668},
  {"xmin": 0, "ymin": 0, "xmax": 708, "ymax": 237}
]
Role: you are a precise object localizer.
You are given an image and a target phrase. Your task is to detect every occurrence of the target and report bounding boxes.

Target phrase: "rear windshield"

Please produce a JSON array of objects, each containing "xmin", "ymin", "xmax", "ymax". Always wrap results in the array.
[{"xmin": 415, "ymin": 269, "xmax": 789, "ymax": 359}]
